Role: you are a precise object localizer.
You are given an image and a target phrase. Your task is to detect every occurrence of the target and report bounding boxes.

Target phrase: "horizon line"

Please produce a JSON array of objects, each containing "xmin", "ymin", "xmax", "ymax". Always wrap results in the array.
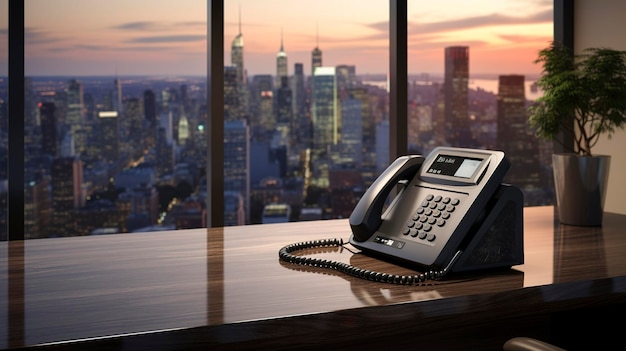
[{"xmin": 17, "ymin": 72, "xmax": 541, "ymax": 80}]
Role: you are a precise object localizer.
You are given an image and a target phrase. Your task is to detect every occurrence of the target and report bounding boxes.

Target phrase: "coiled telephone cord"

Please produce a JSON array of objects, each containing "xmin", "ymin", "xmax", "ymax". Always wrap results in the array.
[{"xmin": 278, "ymin": 238, "xmax": 449, "ymax": 285}]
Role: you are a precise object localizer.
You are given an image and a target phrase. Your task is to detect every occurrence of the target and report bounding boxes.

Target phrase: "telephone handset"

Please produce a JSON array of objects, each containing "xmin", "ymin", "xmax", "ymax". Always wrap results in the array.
[
  {"xmin": 350, "ymin": 155, "xmax": 424, "ymax": 242},
  {"xmin": 279, "ymin": 147, "xmax": 524, "ymax": 285}
]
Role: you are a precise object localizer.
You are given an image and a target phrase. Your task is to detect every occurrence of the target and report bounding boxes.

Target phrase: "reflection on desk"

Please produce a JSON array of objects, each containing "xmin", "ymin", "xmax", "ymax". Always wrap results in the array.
[{"xmin": 2, "ymin": 206, "xmax": 626, "ymax": 350}]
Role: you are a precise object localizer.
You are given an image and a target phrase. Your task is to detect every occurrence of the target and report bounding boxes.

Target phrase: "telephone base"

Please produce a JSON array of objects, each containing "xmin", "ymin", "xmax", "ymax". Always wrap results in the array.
[{"xmin": 450, "ymin": 184, "xmax": 524, "ymax": 273}]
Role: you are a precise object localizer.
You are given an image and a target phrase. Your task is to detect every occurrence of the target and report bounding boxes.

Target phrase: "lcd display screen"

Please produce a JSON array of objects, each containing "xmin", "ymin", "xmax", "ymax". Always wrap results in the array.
[{"xmin": 426, "ymin": 154, "xmax": 483, "ymax": 179}]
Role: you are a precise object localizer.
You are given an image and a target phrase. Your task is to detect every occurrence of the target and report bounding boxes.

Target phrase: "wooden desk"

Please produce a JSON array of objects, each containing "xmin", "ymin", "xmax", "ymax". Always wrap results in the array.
[{"xmin": 2, "ymin": 206, "xmax": 626, "ymax": 350}]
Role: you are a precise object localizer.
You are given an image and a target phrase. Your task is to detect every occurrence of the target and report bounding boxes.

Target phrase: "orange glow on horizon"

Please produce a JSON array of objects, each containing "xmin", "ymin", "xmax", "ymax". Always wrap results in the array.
[{"xmin": 12, "ymin": 0, "xmax": 553, "ymax": 77}]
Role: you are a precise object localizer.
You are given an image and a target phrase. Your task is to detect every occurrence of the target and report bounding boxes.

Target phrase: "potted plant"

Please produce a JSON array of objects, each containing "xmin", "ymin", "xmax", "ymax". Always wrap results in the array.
[{"xmin": 529, "ymin": 42, "xmax": 626, "ymax": 226}]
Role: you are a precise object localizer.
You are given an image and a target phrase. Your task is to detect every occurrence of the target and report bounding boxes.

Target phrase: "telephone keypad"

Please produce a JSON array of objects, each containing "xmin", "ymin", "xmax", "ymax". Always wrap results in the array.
[{"xmin": 402, "ymin": 193, "xmax": 461, "ymax": 244}]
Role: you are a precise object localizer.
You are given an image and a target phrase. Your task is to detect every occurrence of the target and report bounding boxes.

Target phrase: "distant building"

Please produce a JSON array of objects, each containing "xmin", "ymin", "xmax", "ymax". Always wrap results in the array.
[
  {"xmin": 276, "ymin": 33, "xmax": 288, "ymax": 86},
  {"xmin": 496, "ymin": 74, "xmax": 543, "ymax": 204},
  {"xmin": 444, "ymin": 46, "xmax": 472, "ymax": 146},
  {"xmin": 262, "ymin": 203, "xmax": 291, "ymax": 224},
  {"xmin": 311, "ymin": 66, "xmax": 338, "ymax": 189},
  {"xmin": 143, "ymin": 89, "xmax": 157, "ymax": 124},
  {"xmin": 299, "ymin": 207, "xmax": 323, "ymax": 221},
  {"xmin": 98, "ymin": 111, "xmax": 119, "ymax": 162},
  {"xmin": 115, "ymin": 166, "xmax": 156, "ymax": 190},
  {"xmin": 39, "ymin": 102, "xmax": 58, "ymax": 158},
  {"xmin": 224, "ymin": 190, "xmax": 245, "ymax": 226},
  {"xmin": 311, "ymin": 46, "xmax": 322, "ymax": 77},
  {"xmin": 224, "ymin": 120, "xmax": 250, "ymax": 224},
  {"xmin": 51, "ymin": 157, "xmax": 84, "ymax": 236}
]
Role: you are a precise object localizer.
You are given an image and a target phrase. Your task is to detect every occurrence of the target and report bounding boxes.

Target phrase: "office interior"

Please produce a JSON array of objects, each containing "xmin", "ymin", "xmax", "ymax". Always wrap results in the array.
[{"xmin": 3, "ymin": 0, "xmax": 626, "ymax": 350}]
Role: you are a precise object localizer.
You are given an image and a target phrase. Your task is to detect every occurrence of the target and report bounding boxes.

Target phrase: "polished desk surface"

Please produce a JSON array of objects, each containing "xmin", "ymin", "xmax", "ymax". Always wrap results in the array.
[{"xmin": 2, "ymin": 206, "xmax": 626, "ymax": 350}]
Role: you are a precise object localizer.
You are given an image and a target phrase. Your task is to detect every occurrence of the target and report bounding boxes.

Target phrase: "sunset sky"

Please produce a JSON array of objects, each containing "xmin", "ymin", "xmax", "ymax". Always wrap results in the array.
[{"xmin": 0, "ymin": 0, "xmax": 553, "ymax": 78}]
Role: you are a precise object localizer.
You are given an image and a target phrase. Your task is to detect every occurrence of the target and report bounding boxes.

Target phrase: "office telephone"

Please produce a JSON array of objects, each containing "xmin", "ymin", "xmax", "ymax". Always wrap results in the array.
[{"xmin": 279, "ymin": 147, "xmax": 524, "ymax": 285}]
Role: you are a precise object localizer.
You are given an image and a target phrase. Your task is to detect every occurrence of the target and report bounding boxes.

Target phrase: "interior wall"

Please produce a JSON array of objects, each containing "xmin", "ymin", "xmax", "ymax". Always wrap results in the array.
[{"xmin": 574, "ymin": 0, "xmax": 626, "ymax": 214}]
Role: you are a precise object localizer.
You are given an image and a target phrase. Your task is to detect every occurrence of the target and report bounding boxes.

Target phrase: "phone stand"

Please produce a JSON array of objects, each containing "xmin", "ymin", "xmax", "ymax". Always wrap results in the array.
[{"xmin": 451, "ymin": 184, "xmax": 524, "ymax": 272}]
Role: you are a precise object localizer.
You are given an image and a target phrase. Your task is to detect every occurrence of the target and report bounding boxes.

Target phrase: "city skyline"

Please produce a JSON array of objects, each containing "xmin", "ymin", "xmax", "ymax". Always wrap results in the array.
[{"xmin": 0, "ymin": 0, "xmax": 552, "ymax": 77}]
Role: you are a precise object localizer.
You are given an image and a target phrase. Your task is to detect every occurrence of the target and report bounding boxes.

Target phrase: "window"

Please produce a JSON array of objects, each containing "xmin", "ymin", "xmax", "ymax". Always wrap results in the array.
[
  {"xmin": 406, "ymin": 0, "xmax": 554, "ymax": 206},
  {"xmin": 3, "ymin": 1, "xmax": 561, "ymax": 240},
  {"xmin": 223, "ymin": 0, "xmax": 389, "ymax": 225},
  {"xmin": 23, "ymin": 0, "xmax": 207, "ymax": 238}
]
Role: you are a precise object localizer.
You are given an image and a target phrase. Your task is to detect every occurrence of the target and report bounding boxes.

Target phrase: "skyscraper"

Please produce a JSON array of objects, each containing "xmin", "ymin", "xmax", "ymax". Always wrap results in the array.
[
  {"xmin": 375, "ymin": 119, "xmax": 390, "ymax": 173},
  {"xmin": 312, "ymin": 67, "xmax": 338, "ymax": 151},
  {"xmin": 143, "ymin": 89, "xmax": 156, "ymax": 124},
  {"xmin": 292, "ymin": 63, "xmax": 309, "ymax": 148},
  {"xmin": 112, "ymin": 78, "xmax": 123, "ymax": 114},
  {"xmin": 224, "ymin": 65, "xmax": 240, "ymax": 121},
  {"xmin": 39, "ymin": 102, "xmax": 58, "ymax": 158},
  {"xmin": 250, "ymin": 75, "xmax": 274, "ymax": 141},
  {"xmin": 311, "ymin": 66, "xmax": 338, "ymax": 188},
  {"xmin": 98, "ymin": 111, "xmax": 119, "ymax": 163},
  {"xmin": 231, "ymin": 9, "xmax": 248, "ymax": 120},
  {"xmin": 276, "ymin": 77, "xmax": 293, "ymax": 129},
  {"xmin": 497, "ymin": 75, "xmax": 542, "ymax": 202},
  {"xmin": 51, "ymin": 156, "xmax": 84, "ymax": 236},
  {"xmin": 444, "ymin": 46, "xmax": 471, "ymax": 146},
  {"xmin": 178, "ymin": 112, "xmax": 190, "ymax": 145},
  {"xmin": 339, "ymin": 97, "xmax": 363, "ymax": 167},
  {"xmin": 312, "ymin": 46, "xmax": 322, "ymax": 77},
  {"xmin": 276, "ymin": 30, "xmax": 288, "ymax": 87},
  {"xmin": 336, "ymin": 64, "xmax": 356, "ymax": 97},
  {"xmin": 66, "ymin": 79, "xmax": 85, "ymax": 155},
  {"xmin": 274, "ymin": 76, "xmax": 293, "ymax": 167},
  {"xmin": 224, "ymin": 120, "xmax": 250, "ymax": 225},
  {"xmin": 156, "ymin": 126, "xmax": 174, "ymax": 178},
  {"xmin": 312, "ymin": 26, "xmax": 322, "ymax": 77},
  {"xmin": 123, "ymin": 98, "xmax": 142, "ymax": 147}
]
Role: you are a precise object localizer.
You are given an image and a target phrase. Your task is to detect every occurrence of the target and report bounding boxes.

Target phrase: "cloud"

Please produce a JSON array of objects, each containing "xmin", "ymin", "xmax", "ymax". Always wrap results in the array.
[
  {"xmin": 498, "ymin": 34, "xmax": 552, "ymax": 44},
  {"xmin": 409, "ymin": 9, "xmax": 552, "ymax": 35},
  {"xmin": 364, "ymin": 8, "xmax": 551, "ymax": 37},
  {"xmin": 127, "ymin": 35, "xmax": 206, "ymax": 44},
  {"xmin": 114, "ymin": 21, "xmax": 206, "ymax": 32},
  {"xmin": 114, "ymin": 21, "xmax": 165, "ymax": 31},
  {"xmin": 25, "ymin": 27, "xmax": 66, "ymax": 45},
  {"xmin": 114, "ymin": 21, "xmax": 206, "ymax": 45},
  {"xmin": 173, "ymin": 21, "xmax": 206, "ymax": 29}
]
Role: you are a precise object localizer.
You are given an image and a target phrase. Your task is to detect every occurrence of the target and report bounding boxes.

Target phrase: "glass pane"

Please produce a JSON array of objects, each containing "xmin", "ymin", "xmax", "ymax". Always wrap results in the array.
[
  {"xmin": 407, "ymin": 0, "xmax": 554, "ymax": 206},
  {"xmin": 24, "ymin": 0, "xmax": 207, "ymax": 238},
  {"xmin": 0, "ymin": 0, "xmax": 6, "ymax": 241},
  {"xmin": 224, "ymin": 0, "xmax": 389, "ymax": 225}
]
